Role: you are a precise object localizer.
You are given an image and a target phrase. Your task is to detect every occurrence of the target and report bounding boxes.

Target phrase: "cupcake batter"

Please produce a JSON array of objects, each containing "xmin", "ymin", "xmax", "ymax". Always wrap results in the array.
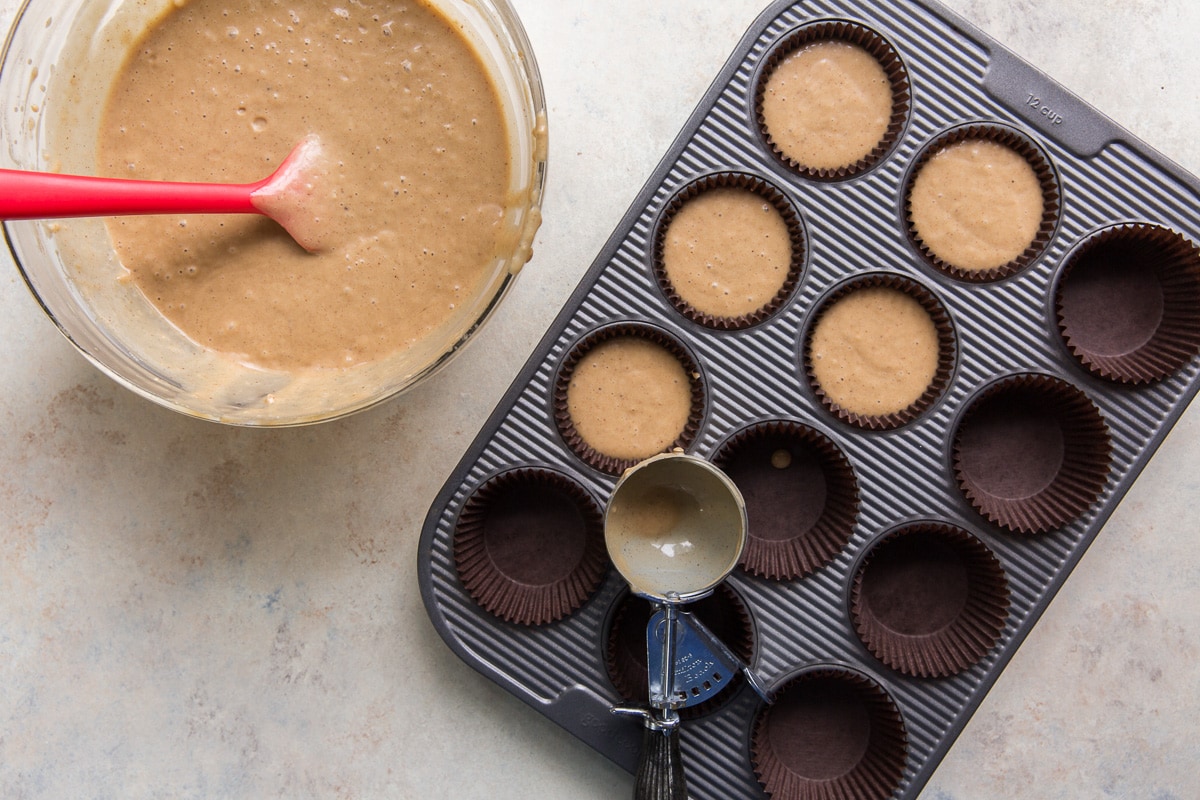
[
  {"xmin": 661, "ymin": 187, "xmax": 792, "ymax": 319},
  {"xmin": 909, "ymin": 139, "xmax": 1044, "ymax": 272},
  {"xmin": 566, "ymin": 337, "xmax": 693, "ymax": 461},
  {"xmin": 809, "ymin": 286, "xmax": 939, "ymax": 417},
  {"xmin": 760, "ymin": 40, "xmax": 892, "ymax": 171},
  {"xmin": 98, "ymin": 0, "xmax": 511, "ymax": 371}
]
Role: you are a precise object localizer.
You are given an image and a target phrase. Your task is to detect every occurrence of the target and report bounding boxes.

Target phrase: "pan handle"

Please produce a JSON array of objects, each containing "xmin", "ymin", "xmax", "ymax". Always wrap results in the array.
[{"xmin": 634, "ymin": 722, "xmax": 688, "ymax": 800}]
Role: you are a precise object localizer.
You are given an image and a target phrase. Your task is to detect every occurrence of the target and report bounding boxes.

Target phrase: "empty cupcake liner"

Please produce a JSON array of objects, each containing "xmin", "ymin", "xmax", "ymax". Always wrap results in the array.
[
  {"xmin": 651, "ymin": 172, "xmax": 806, "ymax": 330},
  {"xmin": 604, "ymin": 583, "xmax": 753, "ymax": 719},
  {"xmin": 453, "ymin": 468, "xmax": 609, "ymax": 626},
  {"xmin": 755, "ymin": 20, "xmax": 910, "ymax": 181},
  {"xmin": 904, "ymin": 123, "xmax": 1060, "ymax": 282},
  {"xmin": 553, "ymin": 322, "xmax": 706, "ymax": 474},
  {"xmin": 953, "ymin": 374, "xmax": 1112, "ymax": 534},
  {"xmin": 752, "ymin": 667, "xmax": 907, "ymax": 800},
  {"xmin": 1056, "ymin": 223, "xmax": 1200, "ymax": 384},
  {"xmin": 850, "ymin": 523, "xmax": 1010, "ymax": 678},
  {"xmin": 712, "ymin": 420, "xmax": 859, "ymax": 581},
  {"xmin": 802, "ymin": 273, "xmax": 956, "ymax": 430}
]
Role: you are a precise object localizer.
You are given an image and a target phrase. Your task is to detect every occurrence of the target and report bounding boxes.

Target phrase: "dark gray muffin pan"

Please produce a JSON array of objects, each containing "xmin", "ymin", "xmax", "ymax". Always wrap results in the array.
[{"xmin": 418, "ymin": 0, "xmax": 1200, "ymax": 797}]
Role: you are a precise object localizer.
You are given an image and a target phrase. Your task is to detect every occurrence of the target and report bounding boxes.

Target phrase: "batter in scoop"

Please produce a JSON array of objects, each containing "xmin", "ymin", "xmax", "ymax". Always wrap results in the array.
[{"xmin": 99, "ymin": 0, "xmax": 511, "ymax": 371}]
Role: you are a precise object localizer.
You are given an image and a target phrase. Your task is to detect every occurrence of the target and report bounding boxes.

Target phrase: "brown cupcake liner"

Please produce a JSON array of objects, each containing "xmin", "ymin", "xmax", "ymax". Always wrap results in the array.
[
  {"xmin": 651, "ymin": 172, "xmax": 806, "ymax": 330},
  {"xmin": 952, "ymin": 374, "xmax": 1112, "ymax": 534},
  {"xmin": 802, "ymin": 273, "xmax": 956, "ymax": 430},
  {"xmin": 712, "ymin": 420, "xmax": 859, "ymax": 581},
  {"xmin": 904, "ymin": 123, "xmax": 1060, "ymax": 282},
  {"xmin": 553, "ymin": 322, "xmax": 705, "ymax": 474},
  {"xmin": 752, "ymin": 666, "xmax": 907, "ymax": 800},
  {"xmin": 604, "ymin": 583, "xmax": 754, "ymax": 719},
  {"xmin": 755, "ymin": 20, "xmax": 911, "ymax": 181},
  {"xmin": 1055, "ymin": 223, "xmax": 1200, "ymax": 384},
  {"xmin": 850, "ymin": 523, "xmax": 1010, "ymax": 678},
  {"xmin": 453, "ymin": 468, "xmax": 609, "ymax": 626}
]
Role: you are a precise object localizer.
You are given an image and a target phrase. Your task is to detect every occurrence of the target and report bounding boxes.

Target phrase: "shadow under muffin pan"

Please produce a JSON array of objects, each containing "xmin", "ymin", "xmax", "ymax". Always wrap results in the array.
[{"xmin": 419, "ymin": 1, "xmax": 1200, "ymax": 798}]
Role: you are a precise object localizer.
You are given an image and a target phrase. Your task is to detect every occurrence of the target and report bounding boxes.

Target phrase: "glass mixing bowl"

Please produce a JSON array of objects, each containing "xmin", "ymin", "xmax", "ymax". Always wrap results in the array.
[{"xmin": 0, "ymin": 0, "xmax": 547, "ymax": 426}]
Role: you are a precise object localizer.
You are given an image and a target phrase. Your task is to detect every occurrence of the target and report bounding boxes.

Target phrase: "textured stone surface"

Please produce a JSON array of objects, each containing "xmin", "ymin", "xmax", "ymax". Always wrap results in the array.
[{"xmin": 1, "ymin": 1, "xmax": 1198, "ymax": 798}]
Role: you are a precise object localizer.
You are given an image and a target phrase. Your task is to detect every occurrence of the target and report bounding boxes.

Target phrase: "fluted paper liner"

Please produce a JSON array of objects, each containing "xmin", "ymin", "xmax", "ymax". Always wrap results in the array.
[
  {"xmin": 752, "ymin": 667, "xmax": 907, "ymax": 800},
  {"xmin": 454, "ymin": 468, "xmax": 608, "ymax": 626},
  {"xmin": 851, "ymin": 523, "xmax": 1010, "ymax": 678},
  {"xmin": 554, "ymin": 322, "xmax": 705, "ymax": 474},
  {"xmin": 651, "ymin": 172, "xmax": 806, "ymax": 330},
  {"xmin": 1056, "ymin": 223, "xmax": 1200, "ymax": 384},
  {"xmin": 953, "ymin": 374, "xmax": 1112, "ymax": 534},
  {"xmin": 803, "ymin": 273, "xmax": 955, "ymax": 431},
  {"xmin": 605, "ymin": 584, "xmax": 753, "ymax": 718},
  {"xmin": 755, "ymin": 21, "xmax": 910, "ymax": 180},
  {"xmin": 713, "ymin": 420, "xmax": 859, "ymax": 580},
  {"xmin": 904, "ymin": 123, "xmax": 1060, "ymax": 282}
]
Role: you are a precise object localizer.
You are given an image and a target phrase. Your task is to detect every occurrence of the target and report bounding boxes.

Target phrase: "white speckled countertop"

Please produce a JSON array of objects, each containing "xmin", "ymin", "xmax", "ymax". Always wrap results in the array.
[{"xmin": 2, "ymin": 1, "xmax": 1198, "ymax": 798}]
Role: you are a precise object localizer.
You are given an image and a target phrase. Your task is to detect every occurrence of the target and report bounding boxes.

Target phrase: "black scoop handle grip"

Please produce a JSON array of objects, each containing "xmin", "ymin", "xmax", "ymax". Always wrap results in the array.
[{"xmin": 634, "ymin": 724, "xmax": 688, "ymax": 800}]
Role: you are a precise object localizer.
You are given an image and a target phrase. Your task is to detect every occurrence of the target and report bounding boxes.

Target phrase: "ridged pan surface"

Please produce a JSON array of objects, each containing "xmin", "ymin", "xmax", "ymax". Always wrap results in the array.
[{"xmin": 419, "ymin": 0, "xmax": 1200, "ymax": 797}]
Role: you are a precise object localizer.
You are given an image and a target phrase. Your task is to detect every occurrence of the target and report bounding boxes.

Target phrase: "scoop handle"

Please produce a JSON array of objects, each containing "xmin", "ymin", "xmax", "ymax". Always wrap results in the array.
[
  {"xmin": 0, "ymin": 168, "xmax": 261, "ymax": 220},
  {"xmin": 634, "ymin": 725, "xmax": 688, "ymax": 800}
]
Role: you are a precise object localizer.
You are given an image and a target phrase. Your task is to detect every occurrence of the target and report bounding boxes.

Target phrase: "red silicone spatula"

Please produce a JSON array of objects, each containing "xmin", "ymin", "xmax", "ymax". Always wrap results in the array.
[{"xmin": 0, "ymin": 135, "xmax": 328, "ymax": 252}]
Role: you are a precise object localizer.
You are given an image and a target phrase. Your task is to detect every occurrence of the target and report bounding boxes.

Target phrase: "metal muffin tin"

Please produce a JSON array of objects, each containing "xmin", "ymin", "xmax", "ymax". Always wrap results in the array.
[{"xmin": 418, "ymin": 0, "xmax": 1200, "ymax": 797}]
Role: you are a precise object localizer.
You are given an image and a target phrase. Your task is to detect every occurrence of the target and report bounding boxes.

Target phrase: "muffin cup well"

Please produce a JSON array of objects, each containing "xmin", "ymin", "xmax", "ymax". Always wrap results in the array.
[
  {"xmin": 904, "ymin": 123, "xmax": 1060, "ymax": 283},
  {"xmin": 755, "ymin": 20, "xmax": 910, "ymax": 181},
  {"xmin": 712, "ymin": 420, "xmax": 859, "ymax": 581},
  {"xmin": 850, "ymin": 523, "xmax": 1010, "ymax": 678},
  {"xmin": 1056, "ymin": 223, "xmax": 1200, "ymax": 384},
  {"xmin": 953, "ymin": 374, "xmax": 1112, "ymax": 534},
  {"xmin": 803, "ymin": 273, "xmax": 955, "ymax": 431},
  {"xmin": 554, "ymin": 322, "xmax": 705, "ymax": 475},
  {"xmin": 652, "ymin": 172, "xmax": 806, "ymax": 330},
  {"xmin": 752, "ymin": 667, "xmax": 907, "ymax": 800},
  {"xmin": 454, "ymin": 468, "xmax": 608, "ymax": 626},
  {"xmin": 605, "ymin": 584, "xmax": 754, "ymax": 719}
]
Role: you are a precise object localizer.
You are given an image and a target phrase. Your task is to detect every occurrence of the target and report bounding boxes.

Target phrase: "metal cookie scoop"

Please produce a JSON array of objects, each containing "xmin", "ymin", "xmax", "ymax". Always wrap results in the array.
[
  {"xmin": 604, "ymin": 452, "xmax": 763, "ymax": 800},
  {"xmin": 644, "ymin": 609, "xmax": 770, "ymax": 710}
]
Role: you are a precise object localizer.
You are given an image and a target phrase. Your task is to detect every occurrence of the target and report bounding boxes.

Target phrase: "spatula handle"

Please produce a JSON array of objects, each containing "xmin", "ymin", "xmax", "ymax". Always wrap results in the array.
[
  {"xmin": 634, "ymin": 724, "xmax": 688, "ymax": 800},
  {"xmin": 0, "ymin": 168, "xmax": 259, "ymax": 220}
]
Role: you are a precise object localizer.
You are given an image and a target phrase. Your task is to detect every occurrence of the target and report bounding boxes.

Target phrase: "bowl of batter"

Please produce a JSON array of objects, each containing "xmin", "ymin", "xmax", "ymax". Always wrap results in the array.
[{"xmin": 0, "ymin": 0, "xmax": 547, "ymax": 425}]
